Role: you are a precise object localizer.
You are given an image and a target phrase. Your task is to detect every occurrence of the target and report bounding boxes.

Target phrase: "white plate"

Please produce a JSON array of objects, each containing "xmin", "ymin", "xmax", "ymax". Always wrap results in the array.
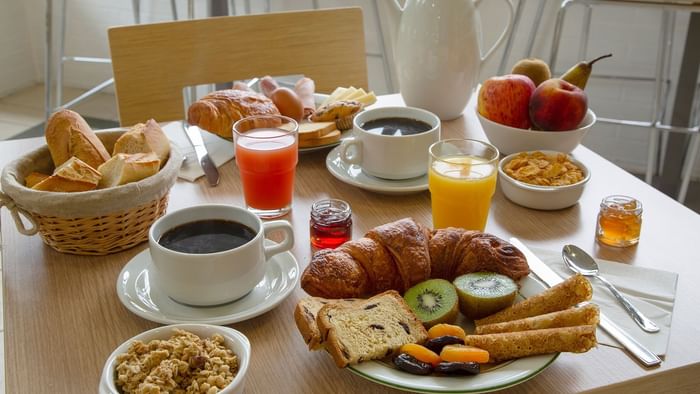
[
  {"xmin": 325, "ymin": 145, "xmax": 429, "ymax": 194},
  {"xmin": 348, "ymin": 275, "xmax": 559, "ymax": 393},
  {"xmin": 116, "ymin": 243, "xmax": 299, "ymax": 325}
]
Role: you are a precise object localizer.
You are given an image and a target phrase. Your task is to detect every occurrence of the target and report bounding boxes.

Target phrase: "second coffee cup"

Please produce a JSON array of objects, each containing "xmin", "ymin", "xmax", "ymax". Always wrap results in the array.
[
  {"xmin": 148, "ymin": 204, "xmax": 294, "ymax": 306},
  {"xmin": 340, "ymin": 106, "xmax": 440, "ymax": 180}
]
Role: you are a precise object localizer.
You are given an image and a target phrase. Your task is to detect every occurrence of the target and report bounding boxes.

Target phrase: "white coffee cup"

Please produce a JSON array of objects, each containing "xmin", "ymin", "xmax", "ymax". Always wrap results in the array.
[
  {"xmin": 339, "ymin": 106, "xmax": 440, "ymax": 180},
  {"xmin": 148, "ymin": 204, "xmax": 294, "ymax": 306}
]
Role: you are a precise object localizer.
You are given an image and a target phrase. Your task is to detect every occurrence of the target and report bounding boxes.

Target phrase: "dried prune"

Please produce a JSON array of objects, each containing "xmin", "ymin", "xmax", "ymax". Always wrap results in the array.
[
  {"xmin": 393, "ymin": 353, "xmax": 433, "ymax": 375},
  {"xmin": 424, "ymin": 335, "xmax": 464, "ymax": 354},
  {"xmin": 435, "ymin": 361, "xmax": 480, "ymax": 375}
]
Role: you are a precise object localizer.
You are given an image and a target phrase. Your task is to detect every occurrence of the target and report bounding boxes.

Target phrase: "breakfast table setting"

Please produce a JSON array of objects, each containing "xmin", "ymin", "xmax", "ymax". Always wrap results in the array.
[
  {"xmin": 1, "ymin": 88, "xmax": 700, "ymax": 392},
  {"xmin": 2, "ymin": 4, "xmax": 700, "ymax": 393}
]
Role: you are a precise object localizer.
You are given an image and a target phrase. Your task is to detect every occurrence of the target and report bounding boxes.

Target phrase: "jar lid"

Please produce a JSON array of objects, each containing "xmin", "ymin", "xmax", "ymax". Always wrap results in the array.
[
  {"xmin": 310, "ymin": 199, "xmax": 352, "ymax": 223},
  {"xmin": 600, "ymin": 195, "xmax": 642, "ymax": 214}
]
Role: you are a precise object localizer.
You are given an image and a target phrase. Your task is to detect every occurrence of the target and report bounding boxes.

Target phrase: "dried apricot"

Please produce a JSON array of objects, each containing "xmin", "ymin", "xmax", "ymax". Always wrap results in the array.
[
  {"xmin": 427, "ymin": 324, "xmax": 466, "ymax": 340},
  {"xmin": 440, "ymin": 345, "xmax": 490, "ymax": 364},
  {"xmin": 400, "ymin": 343, "xmax": 441, "ymax": 367}
]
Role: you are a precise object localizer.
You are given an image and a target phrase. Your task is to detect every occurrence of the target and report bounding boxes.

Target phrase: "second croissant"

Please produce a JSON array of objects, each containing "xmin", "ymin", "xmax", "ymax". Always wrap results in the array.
[{"xmin": 301, "ymin": 218, "xmax": 530, "ymax": 299}]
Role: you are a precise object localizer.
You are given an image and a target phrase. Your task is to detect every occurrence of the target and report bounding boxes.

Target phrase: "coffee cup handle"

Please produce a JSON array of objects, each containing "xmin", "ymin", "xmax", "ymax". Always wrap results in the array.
[
  {"xmin": 262, "ymin": 220, "xmax": 295, "ymax": 261},
  {"xmin": 339, "ymin": 138, "xmax": 362, "ymax": 165}
]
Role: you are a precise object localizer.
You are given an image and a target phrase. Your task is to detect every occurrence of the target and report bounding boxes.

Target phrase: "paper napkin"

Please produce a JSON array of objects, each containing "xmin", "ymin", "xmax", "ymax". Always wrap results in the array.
[
  {"xmin": 161, "ymin": 121, "xmax": 234, "ymax": 182},
  {"xmin": 532, "ymin": 247, "xmax": 678, "ymax": 356}
]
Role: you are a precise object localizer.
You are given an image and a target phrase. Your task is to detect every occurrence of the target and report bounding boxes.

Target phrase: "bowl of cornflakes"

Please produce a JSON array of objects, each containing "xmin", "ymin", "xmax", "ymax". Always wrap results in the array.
[
  {"xmin": 498, "ymin": 150, "xmax": 590, "ymax": 210},
  {"xmin": 477, "ymin": 109, "xmax": 595, "ymax": 155},
  {"xmin": 100, "ymin": 324, "xmax": 250, "ymax": 394}
]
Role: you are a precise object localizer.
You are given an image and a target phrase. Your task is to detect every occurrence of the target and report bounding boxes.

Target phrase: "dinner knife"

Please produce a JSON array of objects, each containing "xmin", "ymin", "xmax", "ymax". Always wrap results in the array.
[
  {"xmin": 509, "ymin": 237, "xmax": 662, "ymax": 368},
  {"xmin": 184, "ymin": 123, "xmax": 220, "ymax": 186}
]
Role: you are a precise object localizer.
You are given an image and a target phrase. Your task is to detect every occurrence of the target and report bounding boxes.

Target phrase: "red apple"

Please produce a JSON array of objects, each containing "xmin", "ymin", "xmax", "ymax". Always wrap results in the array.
[
  {"xmin": 529, "ymin": 79, "xmax": 588, "ymax": 131},
  {"xmin": 478, "ymin": 75, "xmax": 536, "ymax": 129}
]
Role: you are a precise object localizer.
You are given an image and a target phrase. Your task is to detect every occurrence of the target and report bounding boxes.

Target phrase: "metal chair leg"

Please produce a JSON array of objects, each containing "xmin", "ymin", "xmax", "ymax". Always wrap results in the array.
[
  {"xmin": 679, "ymin": 132, "xmax": 700, "ymax": 203},
  {"xmin": 170, "ymin": 0, "xmax": 178, "ymax": 20},
  {"xmin": 579, "ymin": 5, "xmax": 592, "ymax": 61},
  {"xmin": 550, "ymin": 0, "xmax": 574, "ymax": 71},
  {"xmin": 646, "ymin": 10, "xmax": 673, "ymax": 183},
  {"xmin": 498, "ymin": 0, "xmax": 525, "ymax": 75},
  {"xmin": 524, "ymin": 0, "xmax": 546, "ymax": 57}
]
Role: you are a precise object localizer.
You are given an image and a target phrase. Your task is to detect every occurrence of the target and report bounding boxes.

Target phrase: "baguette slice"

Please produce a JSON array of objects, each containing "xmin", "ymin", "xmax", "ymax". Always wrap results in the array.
[
  {"xmin": 294, "ymin": 297, "xmax": 360, "ymax": 350},
  {"xmin": 97, "ymin": 152, "xmax": 160, "ymax": 189},
  {"xmin": 299, "ymin": 129, "xmax": 341, "ymax": 148},
  {"xmin": 32, "ymin": 156, "xmax": 101, "ymax": 192},
  {"xmin": 112, "ymin": 119, "xmax": 170, "ymax": 166},
  {"xmin": 25, "ymin": 172, "xmax": 50, "ymax": 188},
  {"xmin": 45, "ymin": 109, "xmax": 111, "ymax": 169},
  {"xmin": 298, "ymin": 121, "xmax": 336, "ymax": 141},
  {"xmin": 317, "ymin": 290, "xmax": 428, "ymax": 368}
]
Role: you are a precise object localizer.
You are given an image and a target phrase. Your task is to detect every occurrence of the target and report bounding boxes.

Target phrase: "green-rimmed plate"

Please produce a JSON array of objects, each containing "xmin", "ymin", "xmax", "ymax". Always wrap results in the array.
[{"xmin": 348, "ymin": 275, "xmax": 559, "ymax": 393}]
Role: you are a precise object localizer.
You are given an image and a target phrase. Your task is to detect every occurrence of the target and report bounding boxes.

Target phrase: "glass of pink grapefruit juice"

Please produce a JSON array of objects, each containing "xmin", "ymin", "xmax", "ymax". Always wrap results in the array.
[{"xmin": 234, "ymin": 115, "xmax": 298, "ymax": 218}]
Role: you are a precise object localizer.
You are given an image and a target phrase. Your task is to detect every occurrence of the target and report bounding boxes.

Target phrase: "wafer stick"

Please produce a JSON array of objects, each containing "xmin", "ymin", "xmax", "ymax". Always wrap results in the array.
[
  {"xmin": 464, "ymin": 325, "xmax": 597, "ymax": 362},
  {"xmin": 475, "ymin": 304, "xmax": 599, "ymax": 334},
  {"xmin": 475, "ymin": 274, "xmax": 593, "ymax": 326}
]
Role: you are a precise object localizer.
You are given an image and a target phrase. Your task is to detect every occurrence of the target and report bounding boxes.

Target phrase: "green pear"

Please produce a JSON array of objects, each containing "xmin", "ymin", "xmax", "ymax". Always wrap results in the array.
[
  {"xmin": 511, "ymin": 58, "xmax": 551, "ymax": 87},
  {"xmin": 561, "ymin": 53, "xmax": 613, "ymax": 90}
]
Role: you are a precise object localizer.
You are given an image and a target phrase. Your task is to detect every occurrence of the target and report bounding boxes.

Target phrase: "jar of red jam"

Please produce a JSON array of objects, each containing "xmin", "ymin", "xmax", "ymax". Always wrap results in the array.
[{"xmin": 310, "ymin": 199, "xmax": 352, "ymax": 249}]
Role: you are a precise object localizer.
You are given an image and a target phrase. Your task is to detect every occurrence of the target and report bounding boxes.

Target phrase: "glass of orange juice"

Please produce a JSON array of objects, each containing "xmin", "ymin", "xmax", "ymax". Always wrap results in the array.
[
  {"xmin": 234, "ymin": 115, "xmax": 298, "ymax": 219},
  {"xmin": 428, "ymin": 139, "xmax": 499, "ymax": 230}
]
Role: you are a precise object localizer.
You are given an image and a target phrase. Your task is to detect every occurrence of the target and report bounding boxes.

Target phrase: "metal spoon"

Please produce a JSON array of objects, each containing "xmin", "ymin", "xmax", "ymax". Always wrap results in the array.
[{"xmin": 562, "ymin": 244, "xmax": 660, "ymax": 333}]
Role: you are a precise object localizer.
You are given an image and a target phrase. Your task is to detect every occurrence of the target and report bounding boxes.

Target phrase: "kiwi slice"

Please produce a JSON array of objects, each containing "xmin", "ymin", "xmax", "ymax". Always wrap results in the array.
[
  {"xmin": 453, "ymin": 272, "xmax": 518, "ymax": 319},
  {"xmin": 404, "ymin": 279, "xmax": 459, "ymax": 327}
]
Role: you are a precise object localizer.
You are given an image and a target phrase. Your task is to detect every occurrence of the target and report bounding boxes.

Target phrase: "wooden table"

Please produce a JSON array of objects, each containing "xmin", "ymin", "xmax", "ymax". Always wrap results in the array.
[{"xmin": 3, "ymin": 94, "xmax": 700, "ymax": 393}]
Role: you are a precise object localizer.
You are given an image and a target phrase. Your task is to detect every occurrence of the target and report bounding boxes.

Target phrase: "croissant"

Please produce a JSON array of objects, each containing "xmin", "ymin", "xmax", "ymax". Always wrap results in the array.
[
  {"xmin": 187, "ymin": 89, "xmax": 280, "ymax": 139},
  {"xmin": 301, "ymin": 218, "xmax": 530, "ymax": 299}
]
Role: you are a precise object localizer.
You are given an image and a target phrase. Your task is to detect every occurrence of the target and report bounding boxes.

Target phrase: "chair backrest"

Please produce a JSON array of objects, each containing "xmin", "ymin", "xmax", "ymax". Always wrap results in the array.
[{"xmin": 108, "ymin": 7, "xmax": 367, "ymax": 126}]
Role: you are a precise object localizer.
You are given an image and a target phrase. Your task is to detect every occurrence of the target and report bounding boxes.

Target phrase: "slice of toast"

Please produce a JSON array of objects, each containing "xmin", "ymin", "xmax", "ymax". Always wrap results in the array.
[
  {"xmin": 294, "ymin": 297, "xmax": 359, "ymax": 350},
  {"xmin": 298, "ymin": 121, "xmax": 336, "ymax": 141},
  {"xmin": 299, "ymin": 129, "xmax": 341, "ymax": 148},
  {"xmin": 316, "ymin": 290, "xmax": 428, "ymax": 368}
]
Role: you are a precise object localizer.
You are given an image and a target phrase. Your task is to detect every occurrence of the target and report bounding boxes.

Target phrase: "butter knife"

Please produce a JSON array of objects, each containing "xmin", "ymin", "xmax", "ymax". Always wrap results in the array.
[
  {"xmin": 509, "ymin": 237, "xmax": 662, "ymax": 368},
  {"xmin": 184, "ymin": 123, "xmax": 220, "ymax": 186}
]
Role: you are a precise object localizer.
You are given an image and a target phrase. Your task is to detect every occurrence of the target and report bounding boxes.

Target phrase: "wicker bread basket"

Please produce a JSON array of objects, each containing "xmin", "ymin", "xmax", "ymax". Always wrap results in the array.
[{"xmin": 0, "ymin": 130, "xmax": 183, "ymax": 255}]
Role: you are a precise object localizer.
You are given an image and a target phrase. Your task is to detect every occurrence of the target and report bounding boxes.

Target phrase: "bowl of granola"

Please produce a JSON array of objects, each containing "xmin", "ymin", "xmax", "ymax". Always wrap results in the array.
[
  {"xmin": 100, "ymin": 324, "xmax": 250, "ymax": 394},
  {"xmin": 498, "ymin": 150, "xmax": 590, "ymax": 210}
]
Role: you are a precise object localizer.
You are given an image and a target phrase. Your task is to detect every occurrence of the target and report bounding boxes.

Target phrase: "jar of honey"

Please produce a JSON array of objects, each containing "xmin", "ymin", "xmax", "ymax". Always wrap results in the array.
[
  {"xmin": 310, "ymin": 199, "xmax": 352, "ymax": 249},
  {"xmin": 596, "ymin": 195, "xmax": 642, "ymax": 247}
]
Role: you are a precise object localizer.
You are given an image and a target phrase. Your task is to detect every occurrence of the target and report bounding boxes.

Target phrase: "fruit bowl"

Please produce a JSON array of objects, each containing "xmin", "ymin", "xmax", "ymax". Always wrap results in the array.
[
  {"xmin": 477, "ymin": 109, "xmax": 596, "ymax": 155},
  {"xmin": 498, "ymin": 151, "xmax": 590, "ymax": 210}
]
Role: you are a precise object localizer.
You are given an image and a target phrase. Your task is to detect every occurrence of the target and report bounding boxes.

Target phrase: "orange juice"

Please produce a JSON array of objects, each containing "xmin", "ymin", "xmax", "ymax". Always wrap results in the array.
[
  {"xmin": 429, "ymin": 156, "xmax": 497, "ymax": 230},
  {"xmin": 236, "ymin": 129, "xmax": 298, "ymax": 213}
]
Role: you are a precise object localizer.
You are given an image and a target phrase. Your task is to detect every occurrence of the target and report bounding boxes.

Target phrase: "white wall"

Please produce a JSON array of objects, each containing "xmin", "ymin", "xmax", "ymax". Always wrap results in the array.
[
  {"xmin": 0, "ymin": 0, "xmax": 39, "ymax": 97},
  {"xmin": 0, "ymin": 0, "xmax": 698, "ymax": 178}
]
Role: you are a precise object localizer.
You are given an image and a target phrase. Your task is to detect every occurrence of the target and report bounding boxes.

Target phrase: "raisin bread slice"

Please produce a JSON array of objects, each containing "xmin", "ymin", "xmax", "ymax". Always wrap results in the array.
[
  {"xmin": 294, "ymin": 297, "xmax": 359, "ymax": 350},
  {"xmin": 316, "ymin": 290, "xmax": 428, "ymax": 368}
]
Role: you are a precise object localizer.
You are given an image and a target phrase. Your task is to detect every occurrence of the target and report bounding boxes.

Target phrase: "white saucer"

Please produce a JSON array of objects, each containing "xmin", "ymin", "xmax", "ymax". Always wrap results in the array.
[
  {"xmin": 116, "ymin": 244, "xmax": 299, "ymax": 325},
  {"xmin": 325, "ymin": 146, "xmax": 429, "ymax": 195}
]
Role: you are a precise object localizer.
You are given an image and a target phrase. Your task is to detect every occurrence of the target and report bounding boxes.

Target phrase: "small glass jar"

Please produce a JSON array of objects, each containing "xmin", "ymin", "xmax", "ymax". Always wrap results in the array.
[
  {"xmin": 310, "ymin": 199, "xmax": 352, "ymax": 249},
  {"xmin": 596, "ymin": 195, "xmax": 642, "ymax": 247}
]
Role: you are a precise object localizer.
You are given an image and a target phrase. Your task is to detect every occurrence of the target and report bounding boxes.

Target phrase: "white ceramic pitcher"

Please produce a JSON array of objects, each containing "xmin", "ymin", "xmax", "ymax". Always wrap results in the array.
[{"xmin": 386, "ymin": 0, "xmax": 514, "ymax": 120}]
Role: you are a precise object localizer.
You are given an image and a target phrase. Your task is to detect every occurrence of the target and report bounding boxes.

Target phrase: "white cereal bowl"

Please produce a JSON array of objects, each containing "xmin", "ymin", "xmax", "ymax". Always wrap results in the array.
[
  {"xmin": 477, "ymin": 109, "xmax": 596, "ymax": 155},
  {"xmin": 498, "ymin": 151, "xmax": 591, "ymax": 210},
  {"xmin": 99, "ymin": 324, "xmax": 251, "ymax": 394}
]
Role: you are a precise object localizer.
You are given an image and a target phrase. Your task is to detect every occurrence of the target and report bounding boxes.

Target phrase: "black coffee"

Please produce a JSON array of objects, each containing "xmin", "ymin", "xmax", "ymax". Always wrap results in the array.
[
  {"xmin": 158, "ymin": 220, "xmax": 256, "ymax": 254},
  {"xmin": 361, "ymin": 117, "xmax": 433, "ymax": 136}
]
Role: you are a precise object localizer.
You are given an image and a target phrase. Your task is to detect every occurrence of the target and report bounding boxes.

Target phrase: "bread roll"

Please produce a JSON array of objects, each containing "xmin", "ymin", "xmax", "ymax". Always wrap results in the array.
[
  {"xmin": 187, "ymin": 89, "xmax": 280, "ymax": 139},
  {"xmin": 112, "ymin": 119, "xmax": 170, "ymax": 166},
  {"xmin": 97, "ymin": 152, "xmax": 160, "ymax": 189},
  {"xmin": 45, "ymin": 109, "xmax": 111, "ymax": 169},
  {"xmin": 32, "ymin": 156, "xmax": 101, "ymax": 192}
]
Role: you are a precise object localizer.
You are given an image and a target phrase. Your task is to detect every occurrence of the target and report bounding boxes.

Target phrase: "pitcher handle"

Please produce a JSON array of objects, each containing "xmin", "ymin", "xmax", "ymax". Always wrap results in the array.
[{"xmin": 475, "ymin": 0, "xmax": 515, "ymax": 63}]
